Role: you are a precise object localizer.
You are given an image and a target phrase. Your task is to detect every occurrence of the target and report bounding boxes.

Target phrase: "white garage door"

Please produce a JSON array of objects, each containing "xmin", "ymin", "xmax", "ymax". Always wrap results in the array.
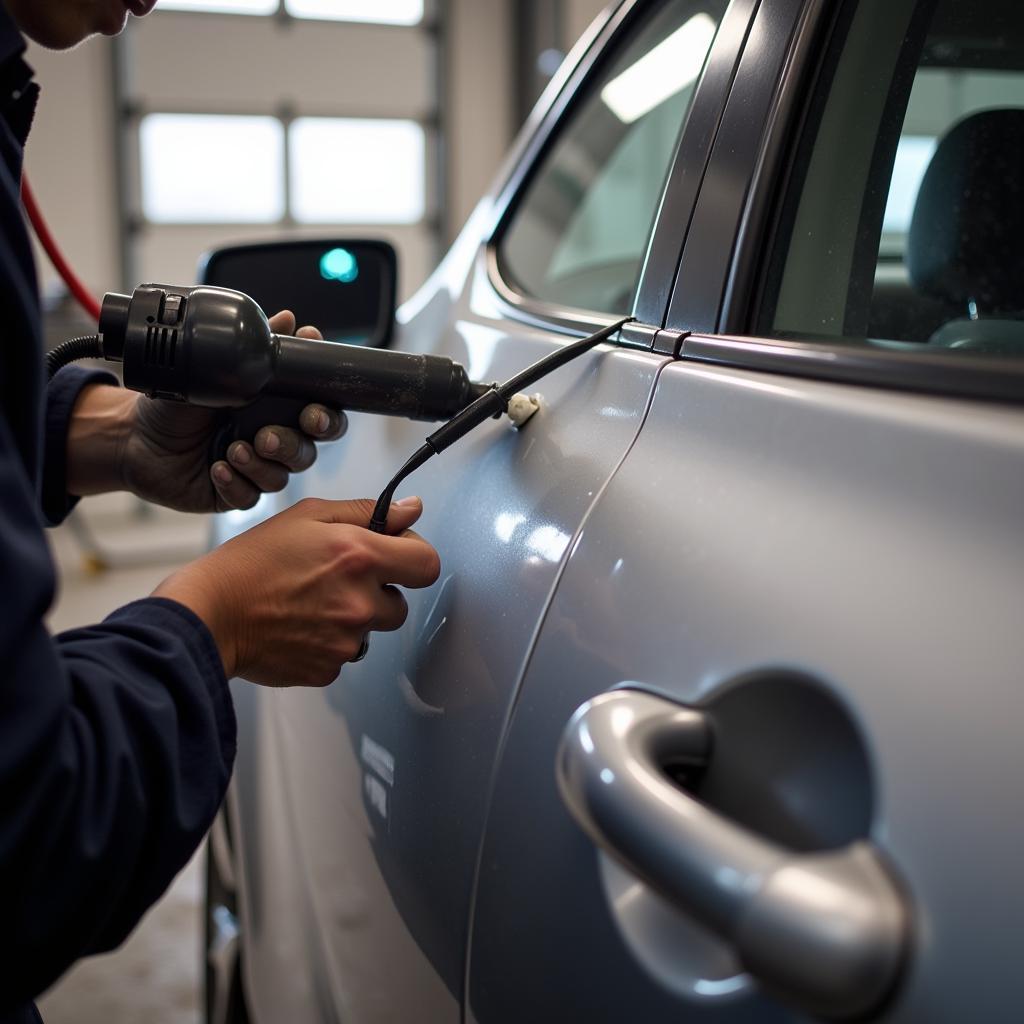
[{"xmin": 120, "ymin": 1, "xmax": 440, "ymax": 300}]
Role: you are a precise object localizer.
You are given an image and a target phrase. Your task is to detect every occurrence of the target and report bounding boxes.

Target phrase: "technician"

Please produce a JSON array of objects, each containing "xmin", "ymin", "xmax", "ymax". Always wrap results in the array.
[{"xmin": 0, "ymin": 2, "xmax": 441, "ymax": 1022}]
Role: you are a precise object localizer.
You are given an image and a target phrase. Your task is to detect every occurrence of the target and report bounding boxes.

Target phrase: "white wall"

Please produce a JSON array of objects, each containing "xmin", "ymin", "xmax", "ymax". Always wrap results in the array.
[
  {"xmin": 124, "ymin": 10, "xmax": 440, "ymax": 296},
  {"xmin": 20, "ymin": 3, "xmax": 519, "ymax": 305},
  {"xmin": 445, "ymin": 0, "xmax": 515, "ymax": 240},
  {"xmin": 24, "ymin": 35, "xmax": 121, "ymax": 298}
]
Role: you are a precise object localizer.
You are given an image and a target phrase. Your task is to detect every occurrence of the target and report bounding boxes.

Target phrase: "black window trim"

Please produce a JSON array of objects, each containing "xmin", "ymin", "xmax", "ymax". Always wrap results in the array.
[
  {"xmin": 481, "ymin": 0, "xmax": 759, "ymax": 343},
  {"xmin": 673, "ymin": 0, "xmax": 1024, "ymax": 404},
  {"xmin": 665, "ymin": 0, "xmax": 813, "ymax": 334}
]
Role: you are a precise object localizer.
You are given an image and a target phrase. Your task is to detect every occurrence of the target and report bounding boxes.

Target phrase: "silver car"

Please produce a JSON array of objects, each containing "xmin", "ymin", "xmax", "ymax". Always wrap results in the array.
[{"xmin": 205, "ymin": 0, "xmax": 1024, "ymax": 1020}]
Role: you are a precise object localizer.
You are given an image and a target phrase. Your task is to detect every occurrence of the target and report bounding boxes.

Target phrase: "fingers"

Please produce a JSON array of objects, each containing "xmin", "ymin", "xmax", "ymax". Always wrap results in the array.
[
  {"xmin": 267, "ymin": 310, "xmax": 325, "ymax": 342},
  {"xmin": 386, "ymin": 501, "xmax": 425, "ymax": 536},
  {"xmin": 282, "ymin": 496, "xmax": 439, "ymax": 587},
  {"xmin": 227, "ymin": 441, "xmax": 290, "ymax": 492},
  {"xmin": 296, "ymin": 496, "xmax": 423, "ymax": 530},
  {"xmin": 380, "ymin": 496, "xmax": 425, "ymax": 535},
  {"xmin": 210, "ymin": 461, "xmax": 262, "ymax": 511},
  {"xmin": 267, "ymin": 309, "xmax": 296, "ymax": 335},
  {"xmin": 372, "ymin": 585, "xmax": 409, "ymax": 633},
  {"xmin": 215, "ymin": 399, "xmax": 345, "ymax": 502},
  {"xmin": 299, "ymin": 403, "xmax": 347, "ymax": 442},
  {"xmin": 252, "ymin": 426, "xmax": 317, "ymax": 472},
  {"xmin": 364, "ymin": 530, "xmax": 441, "ymax": 589},
  {"xmin": 243, "ymin": 315, "xmax": 341, "ymax": 485}
]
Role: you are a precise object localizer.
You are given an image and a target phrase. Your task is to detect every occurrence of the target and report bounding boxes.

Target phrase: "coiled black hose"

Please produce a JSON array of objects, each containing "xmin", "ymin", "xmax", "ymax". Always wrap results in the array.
[{"xmin": 46, "ymin": 335, "xmax": 102, "ymax": 379}]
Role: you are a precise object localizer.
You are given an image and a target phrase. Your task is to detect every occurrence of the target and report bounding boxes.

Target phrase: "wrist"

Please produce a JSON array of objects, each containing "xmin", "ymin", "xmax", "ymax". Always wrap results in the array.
[
  {"xmin": 65, "ymin": 384, "xmax": 139, "ymax": 497},
  {"xmin": 154, "ymin": 561, "xmax": 240, "ymax": 678}
]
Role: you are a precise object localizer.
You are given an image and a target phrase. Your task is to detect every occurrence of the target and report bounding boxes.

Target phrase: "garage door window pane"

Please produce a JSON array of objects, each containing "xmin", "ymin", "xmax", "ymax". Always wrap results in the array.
[
  {"xmin": 498, "ymin": 1, "xmax": 725, "ymax": 316},
  {"xmin": 285, "ymin": 0, "xmax": 423, "ymax": 25},
  {"xmin": 156, "ymin": 0, "xmax": 278, "ymax": 14},
  {"xmin": 141, "ymin": 114, "xmax": 284, "ymax": 223},
  {"xmin": 289, "ymin": 118, "xmax": 425, "ymax": 224}
]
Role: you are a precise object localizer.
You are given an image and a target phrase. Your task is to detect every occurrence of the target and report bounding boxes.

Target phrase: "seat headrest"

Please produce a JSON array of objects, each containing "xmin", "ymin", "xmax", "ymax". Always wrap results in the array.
[{"xmin": 907, "ymin": 108, "xmax": 1024, "ymax": 313}]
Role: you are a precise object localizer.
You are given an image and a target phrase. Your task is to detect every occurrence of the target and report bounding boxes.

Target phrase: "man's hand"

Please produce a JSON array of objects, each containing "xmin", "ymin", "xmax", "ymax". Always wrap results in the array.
[
  {"xmin": 154, "ymin": 496, "xmax": 441, "ymax": 685},
  {"xmin": 66, "ymin": 311, "xmax": 347, "ymax": 511}
]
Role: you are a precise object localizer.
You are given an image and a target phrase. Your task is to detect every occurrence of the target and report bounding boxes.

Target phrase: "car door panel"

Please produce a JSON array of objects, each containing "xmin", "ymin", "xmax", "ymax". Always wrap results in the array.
[
  {"xmin": 223, "ymin": 290, "xmax": 673, "ymax": 1020},
  {"xmin": 468, "ymin": 359, "xmax": 1024, "ymax": 1022}
]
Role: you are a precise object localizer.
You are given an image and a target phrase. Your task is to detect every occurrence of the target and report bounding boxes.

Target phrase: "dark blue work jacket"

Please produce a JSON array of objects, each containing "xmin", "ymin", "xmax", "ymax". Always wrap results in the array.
[{"xmin": 0, "ymin": 13, "xmax": 235, "ymax": 1022}]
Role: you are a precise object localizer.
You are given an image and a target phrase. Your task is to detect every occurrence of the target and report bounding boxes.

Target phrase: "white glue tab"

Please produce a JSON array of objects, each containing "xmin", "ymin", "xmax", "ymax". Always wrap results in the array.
[{"xmin": 506, "ymin": 392, "xmax": 541, "ymax": 428}]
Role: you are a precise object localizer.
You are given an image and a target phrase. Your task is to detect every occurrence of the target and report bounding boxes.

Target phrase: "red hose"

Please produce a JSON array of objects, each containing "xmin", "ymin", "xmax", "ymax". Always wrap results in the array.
[{"xmin": 21, "ymin": 175, "xmax": 102, "ymax": 323}]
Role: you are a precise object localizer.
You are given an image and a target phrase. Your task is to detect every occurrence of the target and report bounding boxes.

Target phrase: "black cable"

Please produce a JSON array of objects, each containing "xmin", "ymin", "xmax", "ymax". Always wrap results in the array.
[
  {"xmin": 368, "ymin": 445, "xmax": 436, "ymax": 533},
  {"xmin": 46, "ymin": 335, "xmax": 102, "ymax": 379},
  {"xmin": 496, "ymin": 317, "xmax": 633, "ymax": 398},
  {"xmin": 368, "ymin": 317, "xmax": 633, "ymax": 533}
]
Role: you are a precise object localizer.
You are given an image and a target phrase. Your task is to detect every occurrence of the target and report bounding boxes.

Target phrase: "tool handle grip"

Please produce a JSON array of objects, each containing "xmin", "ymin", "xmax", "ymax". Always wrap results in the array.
[{"xmin": 208, "ymin": 395, "xmax": 308, "ymax": 466}]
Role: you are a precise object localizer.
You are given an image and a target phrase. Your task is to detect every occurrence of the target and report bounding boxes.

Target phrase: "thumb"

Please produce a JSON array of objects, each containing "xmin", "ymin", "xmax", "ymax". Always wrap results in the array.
[
  {"xmin": 379, "ymin": 495, "xmax": 424, "ymax": 534},
  {"xmin": 296, "ymin": 495, "xmax": 424, "ymax": 532}
]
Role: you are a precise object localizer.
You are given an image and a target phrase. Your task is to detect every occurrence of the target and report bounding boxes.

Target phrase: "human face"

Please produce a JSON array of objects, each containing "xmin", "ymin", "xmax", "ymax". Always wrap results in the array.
[{"xmin": 2, "ymin": 0, "xmax": 158, "ymax": 50}]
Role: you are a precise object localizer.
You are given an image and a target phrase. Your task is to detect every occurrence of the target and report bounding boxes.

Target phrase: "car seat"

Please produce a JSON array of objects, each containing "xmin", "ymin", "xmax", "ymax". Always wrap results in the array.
[{"xmin": 907, "ymin": 108, "xmax": 1024, "ymax": 354}]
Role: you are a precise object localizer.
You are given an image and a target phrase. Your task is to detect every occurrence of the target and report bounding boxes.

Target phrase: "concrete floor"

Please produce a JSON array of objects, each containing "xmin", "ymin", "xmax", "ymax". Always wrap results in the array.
[{"xmin": 36, "ymin": 495, "xmax": 213, "ymax": 1024}]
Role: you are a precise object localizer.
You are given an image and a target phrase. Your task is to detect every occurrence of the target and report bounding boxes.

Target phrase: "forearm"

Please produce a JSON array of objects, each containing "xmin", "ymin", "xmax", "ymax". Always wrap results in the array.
[
  {"xmin": 1, "ymin": 602, "xmax": 234, "ymax": 1006},
  {"xmin": 65, "ymin": 383, "xmax": 138, "ymax": 496},
  {"xmin": 0, "ymin": 444, "xmax": 234, "ymax": 1003}
]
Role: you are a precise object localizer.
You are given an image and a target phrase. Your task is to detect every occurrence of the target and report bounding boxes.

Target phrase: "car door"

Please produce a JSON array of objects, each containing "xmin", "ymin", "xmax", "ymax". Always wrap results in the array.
[
  {"xmin": 468, "ymin": 1, "xmax": 1024, "ymax": 1021},
  {"xmin": 218, "ymin": 2, "xmax": 751, "ymax": 1021}
]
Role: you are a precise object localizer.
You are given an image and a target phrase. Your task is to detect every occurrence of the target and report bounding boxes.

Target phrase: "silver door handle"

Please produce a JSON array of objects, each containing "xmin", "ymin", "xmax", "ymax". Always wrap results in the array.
[{"xmin": 556, "ymin": 689, "xmax": 910, "ymax": 1019}]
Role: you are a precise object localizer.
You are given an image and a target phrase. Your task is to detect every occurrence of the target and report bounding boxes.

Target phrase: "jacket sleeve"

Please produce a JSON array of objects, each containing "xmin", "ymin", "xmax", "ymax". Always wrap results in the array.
[
  {"xmin": 0, "ymin": 407, "xmax": 236, "ymax": 1011},
  {"xmin": 41, "ymin": 365, "xmax": 119, "ymax": 526}
]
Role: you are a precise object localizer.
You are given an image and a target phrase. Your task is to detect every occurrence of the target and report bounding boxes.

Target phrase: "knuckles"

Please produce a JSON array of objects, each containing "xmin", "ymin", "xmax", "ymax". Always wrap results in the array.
[
  {"xmin": 336, "ymin": 594, "xmax": 377, "ymax": 629},
  {"xmin": 330, "ymin": 538, "xmax": 376, "ymax": 577},
  {"xmin": 291, "ymin": 495, "xmax": 327, "ymax": 518}
]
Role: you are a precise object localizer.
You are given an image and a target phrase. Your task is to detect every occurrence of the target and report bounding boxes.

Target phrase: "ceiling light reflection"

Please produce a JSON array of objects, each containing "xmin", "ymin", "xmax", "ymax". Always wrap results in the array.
[
  {"xmin": 601, "ymin": 14, "xmax": 717, "ymax": 125},
  {"xmin": 494, "ymin": 511, "xmax": 527, "ymax": 544},
  {"xmin": 525, "ymin": 525, "xmax": 571, "ymax": 562}
]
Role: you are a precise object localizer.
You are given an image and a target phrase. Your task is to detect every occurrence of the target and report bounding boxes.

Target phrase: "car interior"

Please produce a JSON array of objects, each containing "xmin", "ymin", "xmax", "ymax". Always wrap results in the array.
[
  {"xmin": 868, "ymin": 2, "xmax": 1024, "ymax": 351},
  {"xmin": 902, "ymin": 108, "xmax": 1024, "ymax": 353},
  {"xmin": 757, "ymin": 0, "xmax": 1024, "ymax": 355}
]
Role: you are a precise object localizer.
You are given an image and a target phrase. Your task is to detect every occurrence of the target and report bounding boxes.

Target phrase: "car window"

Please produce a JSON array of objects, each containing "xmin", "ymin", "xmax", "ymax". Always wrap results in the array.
[
  {"xmin": 756, "ymin": 0, "xmax": 1024, "ymax": 357},
  {"xmin": 498, "ymin": 0, "xmax": 726, "ymax": 316}
]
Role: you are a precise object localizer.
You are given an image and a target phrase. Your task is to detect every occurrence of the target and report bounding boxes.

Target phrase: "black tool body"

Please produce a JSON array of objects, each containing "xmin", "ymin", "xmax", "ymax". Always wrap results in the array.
[{"xmin": 96, "ymin": 284, "xmax": 490, "ymax": 461}]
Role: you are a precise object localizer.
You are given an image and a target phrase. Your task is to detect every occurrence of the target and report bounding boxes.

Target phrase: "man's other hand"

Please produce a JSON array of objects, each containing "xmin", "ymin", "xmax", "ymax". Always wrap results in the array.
[{"xmin": 154, "ymin": 496, "xmax": 441, "ymax": 685}]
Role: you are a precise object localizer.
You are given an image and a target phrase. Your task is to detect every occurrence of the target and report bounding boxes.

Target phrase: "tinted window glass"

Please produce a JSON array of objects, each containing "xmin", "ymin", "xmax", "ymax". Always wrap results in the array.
[
  {"xmin": 500, "ymin": 1, "xmax": 724, "ymax": 316},
  {"xmin": 758, "ymin": 0, "xmax": 1024, "ymax": 357}
]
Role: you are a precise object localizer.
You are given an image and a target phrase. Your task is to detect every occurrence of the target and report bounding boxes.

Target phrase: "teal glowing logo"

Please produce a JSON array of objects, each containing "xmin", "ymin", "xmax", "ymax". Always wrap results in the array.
[{"xmin": 319, "ymin": 247, "xmax": 359, "ymax": 283}]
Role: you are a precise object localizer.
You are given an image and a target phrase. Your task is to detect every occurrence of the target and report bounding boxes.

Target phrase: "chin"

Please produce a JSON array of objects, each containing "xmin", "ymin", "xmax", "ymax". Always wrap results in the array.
[{"xmin": 13, "ymin": 3, "xmax": 128, "ymax": 50}]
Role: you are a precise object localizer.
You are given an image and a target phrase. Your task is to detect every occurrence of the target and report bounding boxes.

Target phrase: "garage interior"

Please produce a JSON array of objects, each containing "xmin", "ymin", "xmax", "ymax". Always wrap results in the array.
[
  {"xmin": 31, "ymin": 2, "xmax": 606, "ymax": 1021},
  {"xmin": 17, "ymin": 0, "xmax": 1021, "ymax": 1021}
]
